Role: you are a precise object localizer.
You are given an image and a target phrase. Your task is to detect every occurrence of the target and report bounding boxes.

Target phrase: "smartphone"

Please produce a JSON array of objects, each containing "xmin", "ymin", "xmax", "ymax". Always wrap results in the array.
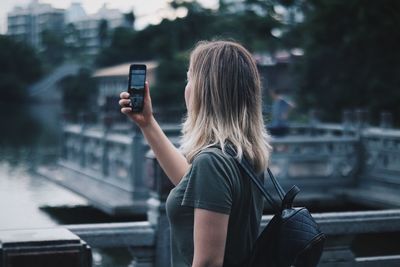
[{"xmin": 127, "ymin": 64, "xmax": 146, "ymax": 113}]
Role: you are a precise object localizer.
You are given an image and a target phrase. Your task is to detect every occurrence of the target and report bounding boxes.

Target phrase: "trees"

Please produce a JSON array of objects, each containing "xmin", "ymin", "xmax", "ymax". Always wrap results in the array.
[
  {"xmin": 151, "ymin": 52, "xmax": 188, "ymax": 113},
  {"xmin": 98, "ymin": 19, "xmax": 109, "ymax": 49},
  {"xmin": 0, "ymin": 35, "xmax": 42, "ymax": 102},
  {"xmin": 94, "ymin": 0, "xmax": 283, "ymax": 118},
  {"xmin": 294, "ymin": 0, "xmax": 400, "ymax": 124},
  {"xmin": 60, "ymin": 68, "xmax": 98, "ymax": 119},
  {"xmin": 40, "ymin": 29, "xmax": 66, "ymax": 68},
  {"xmin": 124, "ymin": 11, "xmax": 136, "ymax": 28},
  {"xmin": 96, "ymin": 0, "xmax": 282, "ymax": 67}
]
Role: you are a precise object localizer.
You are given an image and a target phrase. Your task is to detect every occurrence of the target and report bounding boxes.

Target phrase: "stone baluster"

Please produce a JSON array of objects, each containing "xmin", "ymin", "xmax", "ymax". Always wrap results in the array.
[
  {"xmin": 101, "ymin": 112, "xmax": 113, "ymax": 176},
  {"xmin": 342, "ymin": 109, "xmax": 353, "ymax": 135},
  {"xmin": 354, "ymin": 108, "xmax": 369, "ymax": 133},
  {"xmin": 102, "ymin": 111, "xmax": 113, "ymax": 131},
  {"xmin": 308, "ymin": 109, "xmax": 320, "ymax": 136},
  {"xmin": 379, "ymin": 111, "xmax": 393, "ymax": 129},
  {"xmin": 78, "ymin": 112, "xmax": 87, "ymax": 167}
]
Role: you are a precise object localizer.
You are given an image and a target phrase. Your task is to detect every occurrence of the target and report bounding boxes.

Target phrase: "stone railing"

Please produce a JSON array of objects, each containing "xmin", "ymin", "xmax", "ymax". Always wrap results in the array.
[
  {"xmin": 53, "ymin": 124, "xmax": 151, "ymax": 215},
  {"xmin": 38, "ymin": 123, "xmax": 181, "ymax": 216},
  {"xmin": 23, "ymin": 113, "xmax": 400, "ymax": 266},
  {"xmin": 66, "ymin": 209, "xmax": 400, "ymax": 266},
  {"xmin": 331, "ymin": 127, "xmax": 400, "ymax": 209},
  {"xmin": 269, "ymin": 136, "xmax": 359, "ymax": 184},
  {"xmin": 4, "ymin": 210, "xmax": 399, "ymax": 267},
  {"xmin": 361, "ymin": 127, "xmax": 400, "ymax": 183},
  {"xmin": 44, "ymin": 121, "xmax": 400, "ymax": 216},
  {"xmin": 6, "ymin": 151, "xmax": 400, "ymax": 267},
  {"xmin": 62, "ymin": 124, "xmax": 145, "ymax": 188}
]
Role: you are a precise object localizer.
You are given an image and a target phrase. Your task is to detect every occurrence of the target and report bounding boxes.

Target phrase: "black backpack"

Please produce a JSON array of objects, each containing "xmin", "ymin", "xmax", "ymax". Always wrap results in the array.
[{"xmin": 224, "ymin": 145, "xmax": 326, "ymax": 267}]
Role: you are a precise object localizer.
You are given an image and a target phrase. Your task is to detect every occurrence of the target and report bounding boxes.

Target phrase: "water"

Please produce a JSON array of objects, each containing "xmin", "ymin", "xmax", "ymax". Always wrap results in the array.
[
  {"xmin": 0, "ymin": 161, "xmax": 87, "ymax": 230},
  {"xmin": 0, "ymin": 102, "xmax": 134, "ymax": 266},
  {"xmin": 0, "ymin": 102, "xmax": 81, "ymax": 228}
]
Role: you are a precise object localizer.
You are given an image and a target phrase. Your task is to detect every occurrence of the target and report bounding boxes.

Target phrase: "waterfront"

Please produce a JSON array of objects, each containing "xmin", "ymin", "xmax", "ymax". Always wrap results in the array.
[
  {"xmin": 0, "ymin": 103, "xmax": 137, "ymax": 266},
  {"xmin": 0, "ymin": 159, "xmax": 136, "ymax": 266},
  {"xmin": 0, "ymin": 160, "xmax": 87, "ymax": 230},
  {"xmin": 0, "ymin": 102, "xmax": 84, "ymax": 229}
]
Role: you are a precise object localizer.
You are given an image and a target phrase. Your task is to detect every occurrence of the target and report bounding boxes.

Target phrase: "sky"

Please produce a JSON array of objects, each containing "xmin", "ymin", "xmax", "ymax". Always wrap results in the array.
[{"xmin": 0, "ymin": 0, "xmax": 218, "ymax": 33}]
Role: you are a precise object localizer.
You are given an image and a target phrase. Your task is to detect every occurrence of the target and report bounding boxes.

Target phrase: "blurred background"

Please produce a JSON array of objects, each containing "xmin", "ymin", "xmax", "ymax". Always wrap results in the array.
[{"xmin": 0, "ymin": 0, "xmax": 400, "ymax": 266}]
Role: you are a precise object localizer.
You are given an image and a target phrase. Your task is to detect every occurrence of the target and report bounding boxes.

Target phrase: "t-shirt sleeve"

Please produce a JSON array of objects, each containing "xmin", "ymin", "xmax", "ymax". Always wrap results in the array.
[{"xmin": 181, "ymin": 152, "xmax": 233, "ymax": 215}]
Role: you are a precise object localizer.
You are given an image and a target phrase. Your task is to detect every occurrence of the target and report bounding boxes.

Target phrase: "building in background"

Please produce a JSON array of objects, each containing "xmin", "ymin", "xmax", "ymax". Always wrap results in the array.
[
  {"xmin": 65, "ymin": 3, "xmax": 130, "ymax": 56},
  {"xmin": 7, "ymin": 1, "xmax": 132, "ymax": 57},
  {"xmin": 7, "ymin": 0, "xmax": 64, "ymax": 50}
]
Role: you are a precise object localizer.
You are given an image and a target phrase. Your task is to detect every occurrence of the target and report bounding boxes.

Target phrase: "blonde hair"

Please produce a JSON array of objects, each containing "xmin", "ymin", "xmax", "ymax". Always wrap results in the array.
[{"xmin": 179, "ymin": 40, "xmax": 272, "ymax": 174}]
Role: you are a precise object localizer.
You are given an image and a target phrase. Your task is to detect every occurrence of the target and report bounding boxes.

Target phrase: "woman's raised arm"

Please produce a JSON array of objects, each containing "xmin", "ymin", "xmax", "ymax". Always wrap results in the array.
[{"xmin": 119, "ymin": 82, "xmax": 189, "ymax": 186}]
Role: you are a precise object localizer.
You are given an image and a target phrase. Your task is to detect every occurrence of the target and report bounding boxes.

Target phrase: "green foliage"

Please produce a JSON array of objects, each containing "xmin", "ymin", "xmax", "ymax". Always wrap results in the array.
[
  {"xmin": 295, "ymin": 0, "xmax": 400, "ymax": 124},
  {"xmin": 95, "ymin": 15, "xmax": 207, "ymax": 66},
  {"xmin": 152, "ymin": 52, "xmax": 189, "ymax": 112},
  {"xmin": 98, "ymin": 19, "xmax": 109, "ymax": 49},
  {"xmin": 94, "ymin": 1, "xmax": 282, "ymax": 114},
  {"xmin": 0, "ymin": 35, "xmax": 42, "ymax": 102},
  {"xmin": 60, "ymin": 69, "xmax": 98, "ymax": 116},
  {"xmin": 95, "ymin": 27, "xmax": 135, "ymax": 66},
  {"xmin": 96, "ymin": 1, "xmax": 281, "ymax": 67},
  {"xmin": 65, "ymin": 24, "xmax": 81, "ymax": 57},
  {"xmin": 124, "ymin": 11, "xmax": 136, "ymax": 28},
  {"xmin": 40, "ymin": 29, "xmax": 66, "ymax": 68}
]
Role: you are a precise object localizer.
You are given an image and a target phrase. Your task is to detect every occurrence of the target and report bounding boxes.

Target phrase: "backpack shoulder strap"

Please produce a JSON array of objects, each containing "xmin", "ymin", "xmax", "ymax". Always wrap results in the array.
[{"xmin": 220, "ymin": 145, "xmax": 283, "ymax": 214}]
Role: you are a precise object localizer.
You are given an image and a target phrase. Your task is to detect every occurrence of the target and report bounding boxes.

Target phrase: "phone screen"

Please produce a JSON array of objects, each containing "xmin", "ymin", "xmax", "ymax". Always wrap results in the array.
[
  {"xmin": 130, "ymin": 69, "xmax": 146, "ymax": 90},
  {"xmin": 128, "ymin": 64, "xmax": 146, "ymax": 112}
]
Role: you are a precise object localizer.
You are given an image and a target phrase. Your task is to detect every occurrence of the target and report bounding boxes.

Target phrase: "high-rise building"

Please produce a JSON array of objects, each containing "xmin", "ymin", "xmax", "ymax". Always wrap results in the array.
[
  {"xmin": 66, "ymin": 3, "xmax": 130, "ymax": 56},
  {"xmin": 7, "ymin": 1, "xmax": 131, "ymax": 57},
  {"xmin": 7, "ymin": 0, "xmax": 64, "ymax": 50}
]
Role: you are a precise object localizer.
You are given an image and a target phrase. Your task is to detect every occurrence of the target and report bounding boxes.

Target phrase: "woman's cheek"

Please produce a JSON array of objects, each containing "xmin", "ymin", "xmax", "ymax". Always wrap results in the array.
[{"xmin": 185, "ymin": 82, "xmax": 192, "ymax": 109}]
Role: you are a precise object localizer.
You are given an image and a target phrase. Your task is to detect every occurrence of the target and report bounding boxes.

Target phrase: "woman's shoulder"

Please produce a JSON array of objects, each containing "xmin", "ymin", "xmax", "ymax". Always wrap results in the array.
[
  {"xmin": 192, "ymin": 146, "xmax": 241, "ymax": 176},
  {"xmin": 195, "ymin": 146, "xmax": 232, "ymax": 162}
]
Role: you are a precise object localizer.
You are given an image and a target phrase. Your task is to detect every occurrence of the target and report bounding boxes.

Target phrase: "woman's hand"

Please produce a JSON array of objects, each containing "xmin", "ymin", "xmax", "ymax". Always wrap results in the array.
[
  {"xmin": 119, "ymin": 81, "xmax": 189, "ymax": 185},
  {"xmin": 119, "ymin": 81, "xmax": 154, "ymax": 129}
]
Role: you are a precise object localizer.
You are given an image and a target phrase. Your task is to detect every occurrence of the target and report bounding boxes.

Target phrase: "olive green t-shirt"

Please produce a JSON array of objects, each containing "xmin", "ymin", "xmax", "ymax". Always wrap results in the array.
[{"xmin": 165, "ymin": 147, "xmax": 264, "ymax": 267}]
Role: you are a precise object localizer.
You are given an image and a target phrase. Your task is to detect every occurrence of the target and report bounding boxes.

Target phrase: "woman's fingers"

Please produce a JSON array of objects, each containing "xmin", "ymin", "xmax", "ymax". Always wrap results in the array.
[
  {"xmin": 119, "ymin": 96, "xmax": 132, "ymax": 115},
  {"xmin": 120, "ymin": 91, "xmax": 130, "ymax": 99},
  {"xmin": 121, "ymin": 107, "xmax": 132, "ymax": 114},
  {"xmin": 119, "ymin": 99, "xmax": 130, "ymax": 107}
]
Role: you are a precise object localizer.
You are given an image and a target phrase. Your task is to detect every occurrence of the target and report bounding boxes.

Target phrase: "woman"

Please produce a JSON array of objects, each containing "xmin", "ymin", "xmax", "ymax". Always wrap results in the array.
[{"xmin": 119, "ymin": 40, "xmax": 272, "ymax": 267}]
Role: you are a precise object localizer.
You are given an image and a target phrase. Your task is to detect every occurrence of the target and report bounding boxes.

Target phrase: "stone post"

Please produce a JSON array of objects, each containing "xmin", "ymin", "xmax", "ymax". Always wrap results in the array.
[
  {"xmin": 341, "ymin": 109, "xmax": 353, "ymax": 135},
  {"xmin": 354, "ymin": 108, "xmax": 369, "ymax": 132},
  {"xmin": 60, "ymin": 112, "xmax": 70, "ymax": 161},
  {"xmin": 0, "ymin": 228, "xmax": 92, "ymax": 267},
  {"xmin": 144, "ymin": 149, "xmax": 174, "ymax": 267},
  {"xmin": 130, "ymin": 124, "xmax": 149, "ymax": 203},
  {"xmin": 318, "ymin": 235, "xmax": 356, "ymax": 266},
  {"xmin": 79, "ymin": 112, "xmax": 87, "ymax": 168},
  {"xmin": 379, "ymin": 111, "xmax": 393, "ymax": 129},
  {"xmin": 102, "ymin": 112, "xmax": 113, "ymax": 132},
  {"xmin": 101, "ymin": 112, "xmax": 112, "ymax": 177},
  {"xmin": 308, "ymin": 109, "xmax": 320, "ymax": 136}
]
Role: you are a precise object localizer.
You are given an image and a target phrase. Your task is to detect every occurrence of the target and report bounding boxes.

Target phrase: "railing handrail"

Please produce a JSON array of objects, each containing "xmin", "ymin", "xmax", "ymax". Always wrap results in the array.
[
  {"xmin": 363, "ymin": 127, "xmax": 400, "ymax": 138},
  {"xmin": 66, "ymin": 221, "xmax": 155, "ymax": 248},
  {"xmin": 270, "ymin": 136, "xmax": 357, "ymax": 143},
  {"xmin": 22, "ymin": 209, "xmax": 396, "ymax": 249}
]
